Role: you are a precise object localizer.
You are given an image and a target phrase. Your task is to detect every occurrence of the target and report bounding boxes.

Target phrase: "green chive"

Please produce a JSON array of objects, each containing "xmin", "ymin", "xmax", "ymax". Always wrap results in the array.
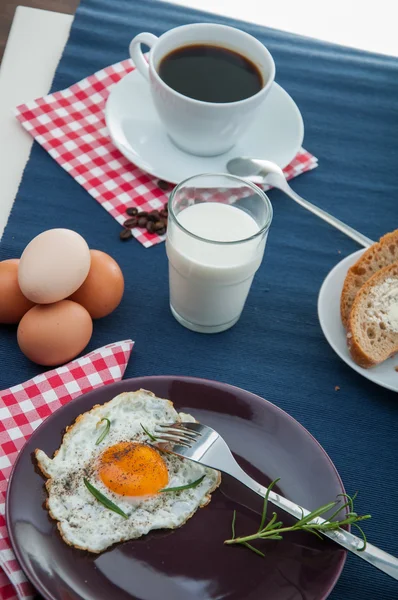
[
  {"xmin": 352, "ymin": 523, "xmax": 368, "ymax": 551},
  {"xmin": 224, "ymin": 480, "xmax": 370, "ymax": 557},
  {"xmin": 259, "ymin": 478, "xmax": 279, "ymax": 532},
  {"xmin": 83, "ymin": 478, "xmax": 128, "ymax": 519},
  {"xmin": 140, "ymin": 423, "xmax": 157, "ymax": 442},
  {"xmin": 95, "ymin": 418, "xmax": 111, "ymax": 445},
  {"xmin": 242, "ymin": 541, "xmax": 265, "ymax": 557},
  {"xmin": 160, "ymin": 475, "xmax": 205, "ymax": 493},
  {"xmin": 231, "ymin": 510, "xmax": 237, "ymax": 539}
]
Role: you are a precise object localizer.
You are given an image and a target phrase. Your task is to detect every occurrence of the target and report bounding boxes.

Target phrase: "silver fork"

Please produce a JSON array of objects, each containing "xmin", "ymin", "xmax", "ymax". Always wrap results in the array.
[{"xmin": 154, "ymin": 421, "xmax": 398, "ymax": 581}]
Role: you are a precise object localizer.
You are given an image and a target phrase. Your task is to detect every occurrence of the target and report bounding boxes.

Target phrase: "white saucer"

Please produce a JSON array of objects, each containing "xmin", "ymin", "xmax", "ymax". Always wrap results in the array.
[
  {"xmin": 318, "ymin": 250, "xmax": 398, "ymax": 392},
  {"xmin": 105, "ymin": 69, "xmax": 304, "ymax": 184}
]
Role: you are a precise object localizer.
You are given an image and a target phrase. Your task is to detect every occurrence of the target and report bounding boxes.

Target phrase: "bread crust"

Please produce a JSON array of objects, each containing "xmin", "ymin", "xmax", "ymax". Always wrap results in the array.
[
  {"xmin": 341, "ymin": 230, "xmax": 398, "ymax": 327},
  {"xmin": 347, "ymin": 262, "xmax": 398, "ymax": 368},
  {"xmin": 346, "ymin": 332, "xmax": 378, "ymax": 368}
]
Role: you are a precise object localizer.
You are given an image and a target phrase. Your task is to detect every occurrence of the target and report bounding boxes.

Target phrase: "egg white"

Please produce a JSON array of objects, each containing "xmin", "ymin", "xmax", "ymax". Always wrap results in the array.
[{"xmin": 35, "ymin": 389, "xmax": 220, "ymax": 553}]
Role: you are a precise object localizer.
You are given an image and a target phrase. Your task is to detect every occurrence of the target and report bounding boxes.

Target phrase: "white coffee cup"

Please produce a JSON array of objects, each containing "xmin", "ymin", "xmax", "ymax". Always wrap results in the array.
[{"xmin": 129, "ymin": 23, "xmax": 275, "ymax": 157}]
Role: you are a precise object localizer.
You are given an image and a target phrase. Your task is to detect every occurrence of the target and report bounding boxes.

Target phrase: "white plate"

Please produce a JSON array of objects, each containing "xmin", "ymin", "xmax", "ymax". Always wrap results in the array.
[
  {"xmin": 318, "ymin": 250, "xmax": 398, "ymax": 392},
  {"xmin": 105, "ymin": 69, "xmax": 304, "ymax": 184}
]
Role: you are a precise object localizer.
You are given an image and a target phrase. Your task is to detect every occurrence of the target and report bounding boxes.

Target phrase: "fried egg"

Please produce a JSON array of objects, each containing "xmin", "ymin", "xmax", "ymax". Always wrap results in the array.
[{"xmin": 35, "ymin": 389, "xmax": 220, "ymax": 553}]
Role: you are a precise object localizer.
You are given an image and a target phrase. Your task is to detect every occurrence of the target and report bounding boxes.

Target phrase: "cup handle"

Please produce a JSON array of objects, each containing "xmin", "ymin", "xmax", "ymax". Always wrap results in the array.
[{"xmin": 129, "ymin": 32, "xmax": 159, "ymax": 81}]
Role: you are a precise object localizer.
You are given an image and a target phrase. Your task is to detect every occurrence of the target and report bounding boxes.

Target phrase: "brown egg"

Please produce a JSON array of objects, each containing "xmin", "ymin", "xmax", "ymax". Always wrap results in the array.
[
  {"xmin": 17, "ymin": 300, "xmax": 93, "ymax": 366},
  {"xmin": 0, "ymin": 260, "xmax": 35, "ymax": 324},
  {"xmin": 69, "ymin": 250, "xmax": 124, "ymax": 319}
]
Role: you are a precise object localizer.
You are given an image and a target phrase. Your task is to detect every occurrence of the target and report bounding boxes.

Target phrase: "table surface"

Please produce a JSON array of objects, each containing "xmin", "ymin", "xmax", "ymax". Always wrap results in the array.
[
  {"xmin": 2, "ymin": 0, "xmax": 398, "ymax": 62},
  {"xmin": 1, "ymin": 2, "xmax": 398, "ymax": 600},
  {"xmin": 0, "ymin": 0, "xmax": 78, "ymax": 61},
  {"xmin": 1, "ymin": 0, "xmax": 398, "ymax": 239}
]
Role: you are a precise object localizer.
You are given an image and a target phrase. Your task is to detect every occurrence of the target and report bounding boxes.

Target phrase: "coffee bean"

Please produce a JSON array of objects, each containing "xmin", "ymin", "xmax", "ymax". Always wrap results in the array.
[
  {"xmin": 138, "ymin": 217, "xmax": 148, "ymax": 228},
  {"xmin": 159, "ymin": 209, "xmax": 168, "ymax": 219},
  {"xmin": 126, "ymin": 207, "xmax": 138, "ymax": 216},
  {"xmin": 147, "ymin": 211, "xmax": 160, "ymax": 222},
  {"xmin": 153, "ymin": 220, "xmax": 165, "ymax": 231},
  {"xmin": 157, "ymin": 227, "xmax": 166, "ymax": 236},
  {"xmin": 124, "ymin": 217, "xmax": 138, "ymax": 228},
  {"xmin": 119, "ymin": 228, "xmax": 132, "ymax": 241},
  {"xmin": 137, "ymin": 211, "xmax": 148, "ymax": 218},
  {"xmin": 157, "ymin": 180, "xmax": 169, "ymax": 190},
  {"xmin": 146, "ymin": 221, "xmax": 155, "ymax": 233}
]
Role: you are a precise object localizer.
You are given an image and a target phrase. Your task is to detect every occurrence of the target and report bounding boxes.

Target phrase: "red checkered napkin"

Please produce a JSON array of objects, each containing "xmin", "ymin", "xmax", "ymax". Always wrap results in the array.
[
  {"xmin": 15, "ymin": 59, "xmax": 318, "ymax": 249},
  {"xmin": 0, "ymin": 339, "xmax": 134, "ymax": 600}
]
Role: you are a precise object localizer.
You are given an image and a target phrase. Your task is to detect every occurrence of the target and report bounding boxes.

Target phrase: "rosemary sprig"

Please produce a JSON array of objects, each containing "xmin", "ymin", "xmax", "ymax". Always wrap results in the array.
[
  {"xmin": 140, "ymin": 423, "xmax": 157, "ymax": 442},
  {"xmin": 83, "ymin": 478, "xmax": 128, "ymax": 519},
  {"xmin": 160, "ymin": 475, "xmax": 205, "ymax": 493},
  {"xmin": 225, "ymin": 479, "xmax": 371, "ymax": 557},
  {"xmin": 95, "ymin": 418, "xmax": 111, "ymax": 445}
]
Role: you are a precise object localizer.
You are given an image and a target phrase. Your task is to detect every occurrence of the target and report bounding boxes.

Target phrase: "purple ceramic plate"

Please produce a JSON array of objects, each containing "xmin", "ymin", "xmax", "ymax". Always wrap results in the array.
[{"xmin": 7, "ymin": 376, "xmax": 346, "ymax": 600}]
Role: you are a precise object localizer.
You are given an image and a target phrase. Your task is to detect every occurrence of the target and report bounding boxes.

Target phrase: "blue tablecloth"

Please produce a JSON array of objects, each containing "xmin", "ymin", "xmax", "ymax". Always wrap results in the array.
[{"xmin": 1, "ymin": 0, "xmax": 398, "ymax": 597}]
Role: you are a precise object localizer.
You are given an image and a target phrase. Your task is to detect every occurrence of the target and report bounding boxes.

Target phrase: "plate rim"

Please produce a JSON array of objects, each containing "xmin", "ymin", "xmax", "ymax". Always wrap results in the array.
[
  {"xmin": 6, "ymin": 374, "xmax": 347, "ymax": 600},
  {"xmin": 105, "ymin": 70, "xmax": 305, "ymax": 183},
  {"xmin": 317, "ymin": 250, "xmax": 398, "ymax": 393}
]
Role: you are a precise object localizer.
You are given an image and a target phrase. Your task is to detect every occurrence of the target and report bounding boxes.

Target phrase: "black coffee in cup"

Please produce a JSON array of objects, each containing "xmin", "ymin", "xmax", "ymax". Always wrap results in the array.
[
  {"xmin": 130, "ymin": 23, "xmax": 275, "ymax": 155},
  {"xmin": 158, "ymin": 44, "xmax": 263, "ymax": 103}
]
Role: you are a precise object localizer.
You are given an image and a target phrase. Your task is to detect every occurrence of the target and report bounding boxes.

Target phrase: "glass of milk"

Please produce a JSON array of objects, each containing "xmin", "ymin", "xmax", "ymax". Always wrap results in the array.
[{"xmin": 166, "ymin": 173, "xmax": 273, "ymax": 333}]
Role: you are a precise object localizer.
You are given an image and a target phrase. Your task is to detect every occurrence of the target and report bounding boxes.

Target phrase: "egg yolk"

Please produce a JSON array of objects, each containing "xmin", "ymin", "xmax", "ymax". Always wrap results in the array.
[{"xmin": 98, "ymin": 441, "xmax": 169, "ymax": 496}]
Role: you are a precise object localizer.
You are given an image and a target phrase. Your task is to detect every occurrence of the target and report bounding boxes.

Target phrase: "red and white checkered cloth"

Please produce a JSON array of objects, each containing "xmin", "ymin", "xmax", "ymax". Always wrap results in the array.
[
  {"xmin": 0, "ymin": 339, "xmax": 134, "ymax": 600},
  {"xmin": 14, "ymin": 59, "xmax": 318, "ymax": 248}
]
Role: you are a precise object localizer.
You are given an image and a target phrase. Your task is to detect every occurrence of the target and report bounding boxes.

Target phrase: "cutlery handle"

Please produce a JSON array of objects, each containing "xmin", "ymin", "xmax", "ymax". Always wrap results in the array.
[
  {"xmin": 277, "ymin": 178, "xmax": 374, "ymax": 248},
  {"xmin": 228, "ymin": 464, "xmax": 398, "ymax": 581}
]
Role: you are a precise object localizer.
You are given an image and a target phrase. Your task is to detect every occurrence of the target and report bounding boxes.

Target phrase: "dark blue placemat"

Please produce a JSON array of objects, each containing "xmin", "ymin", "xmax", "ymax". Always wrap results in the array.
[{"xmin": 1, "ymin": 0, "xmax": 398, "ymax": 598}]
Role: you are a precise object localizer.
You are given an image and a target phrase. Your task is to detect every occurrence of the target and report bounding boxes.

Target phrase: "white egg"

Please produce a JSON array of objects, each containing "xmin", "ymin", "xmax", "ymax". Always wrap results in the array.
[
  {"xmin": 35, "ymin": 389, "xmax": 220, "ymax": 553},
  {"xmin": 18, "ymin": 229, "xmax": 91, "ymax": 304}
]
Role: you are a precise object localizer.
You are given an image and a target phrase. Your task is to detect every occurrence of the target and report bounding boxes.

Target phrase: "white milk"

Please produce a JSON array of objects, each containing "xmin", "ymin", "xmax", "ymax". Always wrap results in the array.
[{"xmin": 166, "ymin": 202, "xmax": 267, "ymax": 333}]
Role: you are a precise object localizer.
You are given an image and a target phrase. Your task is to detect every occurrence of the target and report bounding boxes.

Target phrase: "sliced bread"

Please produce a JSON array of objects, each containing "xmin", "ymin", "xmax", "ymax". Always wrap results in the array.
[
  {"xmin": 340, "ymin": 229, "xmax": 398, "ymax": 328},
  {"xmin": 347, "ymin": 261, "xmax": 398, "ymax": 368}
]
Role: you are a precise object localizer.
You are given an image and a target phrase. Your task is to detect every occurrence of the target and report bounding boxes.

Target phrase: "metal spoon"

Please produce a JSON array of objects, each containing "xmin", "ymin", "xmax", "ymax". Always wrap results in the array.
[{"xmin": 227, "ymin": 157, "xmax": 374, "ymax": 248}]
